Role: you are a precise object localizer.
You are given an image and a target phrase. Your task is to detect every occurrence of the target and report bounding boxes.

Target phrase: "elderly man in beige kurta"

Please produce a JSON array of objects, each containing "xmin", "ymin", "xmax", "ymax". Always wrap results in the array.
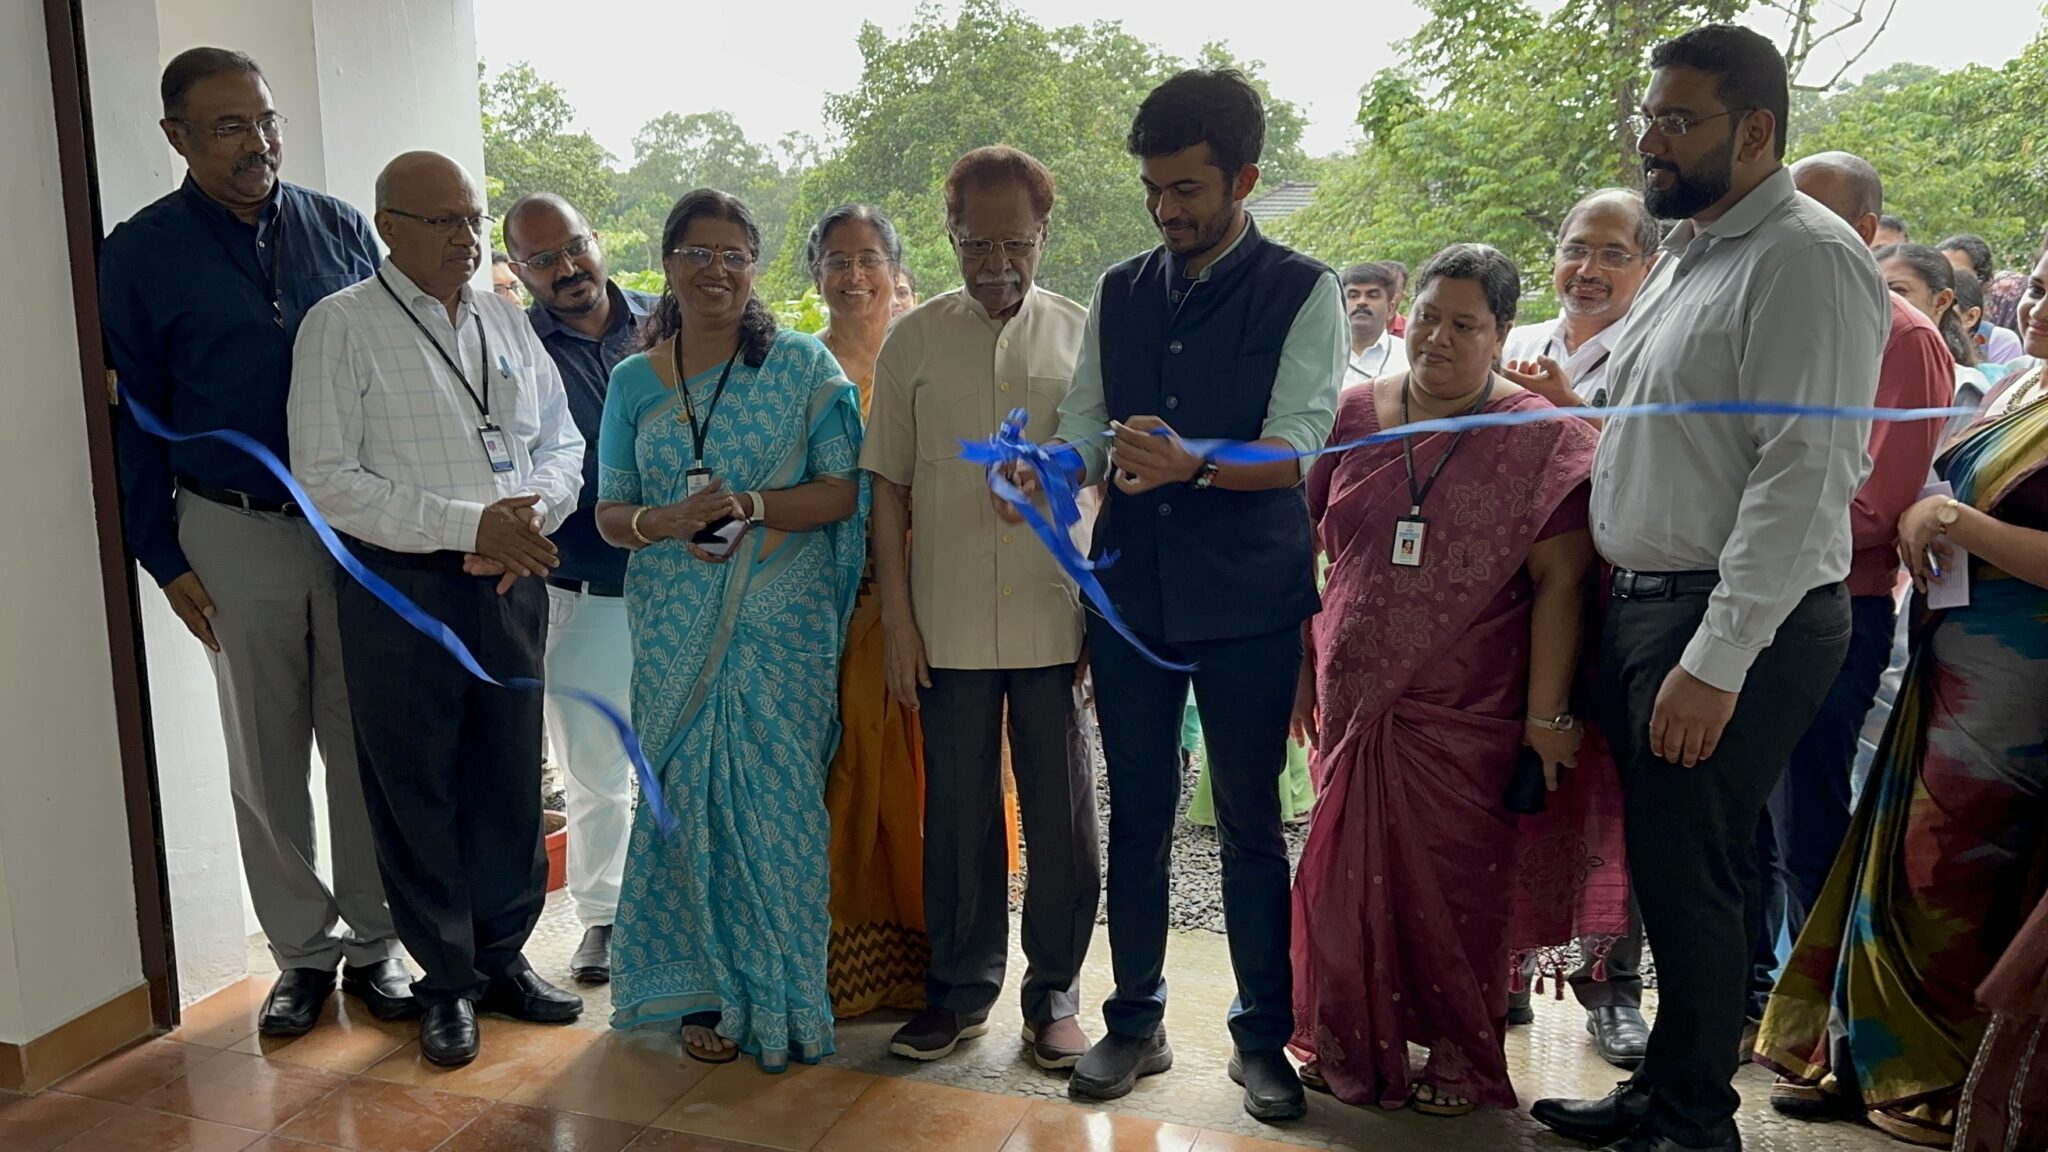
[{"xmin": 861, "ymin": 145, "xmax": 1100, "ymax": 1073}]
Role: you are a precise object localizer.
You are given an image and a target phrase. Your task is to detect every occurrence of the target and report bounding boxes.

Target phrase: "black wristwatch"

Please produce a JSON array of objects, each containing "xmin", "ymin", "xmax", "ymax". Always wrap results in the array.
[{"xmin": 1190, "ymin": 458, "xmax": 1220, "ymax": 490}]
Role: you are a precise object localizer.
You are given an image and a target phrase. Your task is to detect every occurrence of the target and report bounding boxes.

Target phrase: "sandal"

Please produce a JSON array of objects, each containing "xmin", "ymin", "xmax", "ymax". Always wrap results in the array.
[
  {"xmin": 1410, "ymin": 1082, "xmax": 1475, "ymax": 1118},
  {"xmin": 1768, "ymin": 1077, "xmax": 1846, "ymax": 1118},
  {"xmin": 1867, "ymin": 1108, "xmax": 1952, "ymax": 1148},
  {"xmin": 681, "ymin": 1016, "xmax": 738, "ymax": 1065},
  {"xmin": 1298, "ymin": 1061, "xmax": 1330, "ymax": 1094}
]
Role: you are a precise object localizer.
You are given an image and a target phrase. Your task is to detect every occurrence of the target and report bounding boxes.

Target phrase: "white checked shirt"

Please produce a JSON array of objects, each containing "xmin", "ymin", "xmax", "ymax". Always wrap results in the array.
[
  {"xmin": 288, "ymin": 259, "xmax": 584, "ymax": 553},
  {"xmin": 1502, "ymin": 316, "xmax": 1625, "ymax": 404}
]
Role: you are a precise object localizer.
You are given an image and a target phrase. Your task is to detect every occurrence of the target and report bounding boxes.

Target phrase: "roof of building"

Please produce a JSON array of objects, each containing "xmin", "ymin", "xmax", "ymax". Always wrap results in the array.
[{"xmin": 1245, "ymin": 181, "xmax": 1317, "ymax": 223}]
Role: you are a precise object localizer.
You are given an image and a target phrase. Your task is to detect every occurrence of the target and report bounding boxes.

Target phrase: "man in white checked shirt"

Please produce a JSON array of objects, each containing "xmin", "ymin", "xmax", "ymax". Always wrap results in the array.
[{"xmin": 288, "ymin": 151, "xmax": 586, "ymax": 1070}]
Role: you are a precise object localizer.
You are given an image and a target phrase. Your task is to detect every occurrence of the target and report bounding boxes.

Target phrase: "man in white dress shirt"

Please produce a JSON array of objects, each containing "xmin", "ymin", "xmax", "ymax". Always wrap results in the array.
[
  {"xmin": 289, "ymin": 152, "xmax": 587, "ymax": 1069},
  {"xmin": 1531, "ymin": 27, "xmax": 1886, "ymax": 1152},
  {"xmin": 1502, "ymin": 189, "xmax": 1659, "ymax": 411},
  {"xmin": 1339, "ymin": 261, "xmax": 1407, "ymax": 386}
]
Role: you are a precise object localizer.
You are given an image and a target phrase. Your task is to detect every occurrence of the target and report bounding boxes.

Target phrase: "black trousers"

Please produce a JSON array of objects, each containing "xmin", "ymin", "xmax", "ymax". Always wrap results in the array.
[
  {"xmin": 1089, "ymin": 615, "xmax": 1301, "ymax": 1052},
  {"xmin": 1599, "ymin": 582, "xmax": 1850, "ymax": 1147},
  {"xmin": 918, "ymin": 665, "xmax": 1099, "ymax": 1026},
  {"xmin": 338, "ymin": 549, "xmax": 550, "ymax": 1007}
]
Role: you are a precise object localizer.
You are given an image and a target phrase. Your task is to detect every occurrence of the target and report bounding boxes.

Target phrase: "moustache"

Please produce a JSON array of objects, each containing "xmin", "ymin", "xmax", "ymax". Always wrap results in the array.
[
  {"xmin": 1565, "ymin": 277, "xmax": 1611, "ymax": 293},
  {"xmin": 235, "ymin": 154, "xmax": 278, "ymax": 173},
  {"xmin": 553, "ymin": 272, "xmax": 593, "ymax": 292},
  {"xmin": 1158, "ymin": 218, "xmax": 1196, "ymax": 231},
  {"xmin": 1642, "ymin": 157, "xmax": 1678, "ymax": 176},
  {"xmin": 1349, "ymin": 306, "xmax": 1379, "ymax": 318}
]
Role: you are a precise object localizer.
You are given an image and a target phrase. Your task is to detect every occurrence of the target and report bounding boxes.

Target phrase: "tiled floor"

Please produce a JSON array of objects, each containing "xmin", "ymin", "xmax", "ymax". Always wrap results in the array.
[{"xmin": 3, "ymin": 890, "xmax": 1902, "ymax": 1151}]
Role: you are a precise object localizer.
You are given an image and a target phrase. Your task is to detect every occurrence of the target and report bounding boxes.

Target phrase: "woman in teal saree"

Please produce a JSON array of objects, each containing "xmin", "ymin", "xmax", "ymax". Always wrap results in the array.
[{"xmin": 595, "ymin": 190, "xmax": 866, "ymax": 1072}]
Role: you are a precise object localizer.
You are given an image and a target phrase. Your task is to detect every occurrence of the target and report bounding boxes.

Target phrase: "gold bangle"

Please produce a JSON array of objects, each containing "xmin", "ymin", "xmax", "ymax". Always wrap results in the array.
[{"xmin": 630, "ymin": 505, "xmax": 654, "ymax": 546}]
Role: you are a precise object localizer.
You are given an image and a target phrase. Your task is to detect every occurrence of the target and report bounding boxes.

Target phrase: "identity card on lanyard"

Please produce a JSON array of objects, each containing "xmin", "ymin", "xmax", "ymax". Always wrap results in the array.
[
  {"xmin": 1392, "ymin": 373, "xmax": 1493, "ymax": 568},
  {"xmin": 375, "ymin": 271, "xmax": 514, "ymax": 472}
]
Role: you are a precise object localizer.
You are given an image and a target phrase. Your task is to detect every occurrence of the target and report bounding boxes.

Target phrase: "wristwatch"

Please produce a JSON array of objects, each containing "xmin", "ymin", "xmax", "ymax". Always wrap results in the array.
[
  {"xmin": 1526, "ymin": 713, "xmax": 1577, "ymax": 732},
  {"xmin": 745, "ymin": 491, "xmax": 768, "ymax": 524},
  {"xmin": 1190, "ymin": 459, "xmax": 1220, "ymax": 491},
  {"xmin": 1935, "ymin": 498, "xmax": 1962, "ymax": 534}
]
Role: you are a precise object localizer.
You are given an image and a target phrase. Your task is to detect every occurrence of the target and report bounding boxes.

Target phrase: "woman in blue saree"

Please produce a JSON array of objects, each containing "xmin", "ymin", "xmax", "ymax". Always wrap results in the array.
[{"xmin": 595, "ymin": 189, "xmax": 867, "ymax": 1072}]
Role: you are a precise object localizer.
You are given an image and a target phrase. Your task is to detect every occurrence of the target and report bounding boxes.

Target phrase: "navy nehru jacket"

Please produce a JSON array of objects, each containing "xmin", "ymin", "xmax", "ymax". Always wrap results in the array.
[
  {"xmin": 102, "ymin": 177, "xmax": 380, "ymax": 586},
  {"xmin": 527, "ymin": 282, "xmax": 657, "ymax": 585}
]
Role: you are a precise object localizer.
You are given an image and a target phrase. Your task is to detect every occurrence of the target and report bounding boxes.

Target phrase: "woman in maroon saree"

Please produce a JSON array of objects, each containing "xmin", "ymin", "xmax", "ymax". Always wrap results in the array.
[{"xmin": 1289, "ymin": 245, "xmax": 1615, "ymax": 1115}]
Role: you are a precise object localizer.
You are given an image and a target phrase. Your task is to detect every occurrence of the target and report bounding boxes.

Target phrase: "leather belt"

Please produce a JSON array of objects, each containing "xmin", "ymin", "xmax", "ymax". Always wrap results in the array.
[
  {"xmin": 178, "ymin": 476, "xmax": 302, "ymax": 516},
  {"xmin": 547, "ymin": 577, "xmax": 624, "ymax": 598},
  {"xmin": 1609, "ymin": 568, "xmax": 1720, "ymax": 600}
]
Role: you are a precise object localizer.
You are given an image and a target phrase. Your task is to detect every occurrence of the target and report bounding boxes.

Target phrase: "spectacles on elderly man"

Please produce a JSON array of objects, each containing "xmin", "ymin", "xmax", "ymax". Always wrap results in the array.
[
  {"xmin": 383, "ymin": 208, "xmax": 493, "ymax": 235},
  {"xmin": 179, "ymin": 114, "xmax": 288, "ymax": 142},
  {"xmin": 512, "ymin": 235, "xmax": 593, "ymax": 272},
  {"xmin": 1556, "ymin": 243, "xmax": 1644, "ymax": 270},
  {"xmin": 954, "ymin": 236, "xmax": 1040, "ymax": 260}
]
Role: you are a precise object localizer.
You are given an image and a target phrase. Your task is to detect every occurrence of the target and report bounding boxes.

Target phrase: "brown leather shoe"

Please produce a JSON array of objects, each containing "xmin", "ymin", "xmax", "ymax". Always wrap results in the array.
[{"xmin": 1023, "ymin": 1016, "xmax": 1089, "ymax": 1070}]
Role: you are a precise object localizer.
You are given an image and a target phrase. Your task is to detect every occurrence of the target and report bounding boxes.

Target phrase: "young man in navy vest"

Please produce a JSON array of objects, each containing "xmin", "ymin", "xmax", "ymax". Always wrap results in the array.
[{"xmin": 1031, "ymin": 68, "xmax": 1345, "ymax": 1123}]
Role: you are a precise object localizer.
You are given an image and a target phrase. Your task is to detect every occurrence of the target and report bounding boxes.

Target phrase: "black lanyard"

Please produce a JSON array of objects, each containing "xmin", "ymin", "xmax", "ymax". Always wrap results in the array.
[
  {"xmin": 376, "ymin": 271, "xmax": 492, "ymax": 425},
  {"xmin": 1399, "ymin": 372, "xmax": 1495, "ymax": 515},
  {"xmin": 672, "ymin": 339, "xmax": 741, "ymax": 465}
]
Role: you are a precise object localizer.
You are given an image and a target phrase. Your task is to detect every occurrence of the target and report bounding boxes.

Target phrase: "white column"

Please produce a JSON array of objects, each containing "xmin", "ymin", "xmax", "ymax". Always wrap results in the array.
[{"xmin": 0, "ymin": 0, "xmax": 145, "ymax": 1047}]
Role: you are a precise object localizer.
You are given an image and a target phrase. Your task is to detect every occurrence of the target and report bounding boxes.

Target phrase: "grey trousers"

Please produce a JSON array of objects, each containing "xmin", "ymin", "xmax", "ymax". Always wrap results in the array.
[
  {"xmin": 178, "ymin": 492, "xmax": 400, "ymax": 970},
  {"xmin": 919, "ymin": 665, "xmax": 1100, "ymax": 1026}
]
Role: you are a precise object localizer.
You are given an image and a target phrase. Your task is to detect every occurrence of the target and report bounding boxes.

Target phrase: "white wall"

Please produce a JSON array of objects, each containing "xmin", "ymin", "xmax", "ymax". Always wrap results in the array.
[
  {"xmin": 0, "ymin": 0, "xmax": 146, "ymax": 1046},
  {"xmin": 79, "ymin": 0, "xmax": 484, "ymax": 1008}
]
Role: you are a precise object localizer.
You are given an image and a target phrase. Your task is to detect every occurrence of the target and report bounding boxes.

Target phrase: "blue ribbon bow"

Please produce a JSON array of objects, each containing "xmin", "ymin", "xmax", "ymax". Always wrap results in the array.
[{"xmin": 117, "ymin": 383, "xmax": 676, "ymax": 836}]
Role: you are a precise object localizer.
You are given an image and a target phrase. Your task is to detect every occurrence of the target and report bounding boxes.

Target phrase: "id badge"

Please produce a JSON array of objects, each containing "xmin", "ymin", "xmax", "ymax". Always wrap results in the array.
[
  {"xmin": 686, "ymin": 467, "xmax": 713, "ymax": 498},
  {"xmin": 478, "ymin": 424, "xmax": 515, "ymax": 474},
  {"xmin": 1392, "ymin": 516, "xmax": 1427, "ymax": 567}
]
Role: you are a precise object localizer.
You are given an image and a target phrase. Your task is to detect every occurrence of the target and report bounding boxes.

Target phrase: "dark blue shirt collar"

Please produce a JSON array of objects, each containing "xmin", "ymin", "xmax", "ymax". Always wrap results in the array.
[
  {"xmin": 178, "ymin": 173, "xmax": 283, "ymax": 230},
  {"xmin": 526, "ymin": 280, "xmax": 650, "ymax": 343}
]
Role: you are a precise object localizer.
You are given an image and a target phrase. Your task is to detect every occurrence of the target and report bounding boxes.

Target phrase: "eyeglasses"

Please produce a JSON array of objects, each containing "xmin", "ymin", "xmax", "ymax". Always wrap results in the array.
[
  {"xmin": 1556, "ymin": 243, "xmax": 1644, "ymax": 270},
  {"xmin": 816, "ymin": 253, "xmax": 893, "ymax": 275},
  {"xmin": 179, "ymin": 114, "xmax": 287, "ymax": 142},
  {"xmin": 954, "ymin": 236, "xmax": 1040, "ymax": 260},
  {"xmin": 1626, "ymin": 108, "xmax": 1752, "ymax": 139},
  {"xmin": 383, "ymin": 208, "xmax": 493, "ymax": 235},
  {"xmin": 670, "ymin": 247, "xmax": 756, "ymax": 271},
  {"xmin": 512, "ymin": 235, "xmax": 593, "ymax": 272}
]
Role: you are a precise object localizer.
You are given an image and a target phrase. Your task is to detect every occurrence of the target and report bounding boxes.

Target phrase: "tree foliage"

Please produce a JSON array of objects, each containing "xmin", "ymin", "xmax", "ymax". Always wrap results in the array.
[
  {"xmin": 479, "ymin": 63, "xmax": 615, "ymax": 228},
  {"xmin": 767, "ymin": 0, "xmax": 1310, "ymax": 303}
]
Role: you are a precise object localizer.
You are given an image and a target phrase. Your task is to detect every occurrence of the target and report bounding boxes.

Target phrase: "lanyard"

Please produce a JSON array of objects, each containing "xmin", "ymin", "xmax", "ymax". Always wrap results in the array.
[
  {"xmin": 1353, "ymin": 340, "xmax": 1392, "ymax": 377},
  {"xmin": 672, "ymin": 338, "xmax": 741, "ymax": 466},
  {"xmin": 375, "ymin": 271, "xmax": 492, "ymax": 425},
  {"xmin": 1399, "ymin": 372, "xmax": 1495, "ymax": 515}
]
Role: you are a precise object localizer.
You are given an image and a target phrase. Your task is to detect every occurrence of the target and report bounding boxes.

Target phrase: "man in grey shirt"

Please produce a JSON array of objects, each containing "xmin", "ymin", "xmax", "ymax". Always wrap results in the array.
[{"xmin": 1531, "ymin": 26, "xmax": 1887, "ymax": 1152}]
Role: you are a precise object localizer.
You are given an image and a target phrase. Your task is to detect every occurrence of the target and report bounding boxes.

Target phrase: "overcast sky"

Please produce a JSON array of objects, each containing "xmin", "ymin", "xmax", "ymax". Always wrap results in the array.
[{"xmin": 475, "ymin": 0, "xmax": 2046, "ymax": 163}]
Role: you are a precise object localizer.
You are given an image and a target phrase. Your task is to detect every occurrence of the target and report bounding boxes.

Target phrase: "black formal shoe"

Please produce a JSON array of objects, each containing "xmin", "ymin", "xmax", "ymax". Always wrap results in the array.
[
  {"xmin": 1595, "ymin": 1129, "xmax": 1742, "ymax": 1152},
  {"xmin": 1587, "ymin": 1005, "xmax": 1650, "ymax": 1069},
  {"xmin": 342, "ymin": 959, "xmax": 421, "ymax": 1021},
  {"xmin": 481, "ymin": 967, "xmax": 583, "ymax": 1024},
  {"xmin": 1507, "ymin": 990, "xmax": 1536, "ymax": 1027},
  {"xmin": 1069, "ymin": 1028, "xmax": 1173, "ymax": 1102},
  {"xmin": 420, "ymin": 1000, "xmax": 479, "ymax": 1067},
  {"xmin": 1532, "ymin": 1081, "xmax": 1653, "ymax": 1145},
  {"xmin": 259, "ymin": 968, "xmax": 337, "ymax": 1037},
  {"xmin": 1227, "ymin": 1048, "xmax": 1307, "ymax": 1123},
  {"xmin": 570, "ymin": 925, "xmax": 612, "ymax": 986}
]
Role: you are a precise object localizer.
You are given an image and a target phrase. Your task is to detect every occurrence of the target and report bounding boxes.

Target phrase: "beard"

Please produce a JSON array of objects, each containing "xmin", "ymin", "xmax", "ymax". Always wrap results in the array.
[
  {"xmin": 1160, "ymin": 203, "xmax": 1235, "ymax": 260},
  {"xmin": 1643, "ymin": 134, "xmax": 1735, "ymax": 220}
]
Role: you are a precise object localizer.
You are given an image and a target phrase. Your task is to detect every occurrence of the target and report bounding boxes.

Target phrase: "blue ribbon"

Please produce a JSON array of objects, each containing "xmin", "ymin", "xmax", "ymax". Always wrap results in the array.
[
  {"xmin": 117, "ymin": 383, "xmax": 676, "ymax": 837},
  {"xmin": 960, "ymin": 408, "xmax": 1194, "ymax": 672},
  {"xmin": 971, "ymin": 399, "xmax": 1982, "ymax": 672}
]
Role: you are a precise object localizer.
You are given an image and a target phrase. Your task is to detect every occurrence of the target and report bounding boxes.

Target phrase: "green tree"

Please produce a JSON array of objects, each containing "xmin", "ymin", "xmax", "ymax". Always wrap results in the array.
[
  {"xmin": 478, "ymin": 63, "xmax": 614, "ymax": 230},
  {"xmin": 767, "ymin": 0, "xmax": 1310, "ymax": 303},
  {"xmin": 608, "ymin": 111, "xmax": 804, "ymax": 275}
]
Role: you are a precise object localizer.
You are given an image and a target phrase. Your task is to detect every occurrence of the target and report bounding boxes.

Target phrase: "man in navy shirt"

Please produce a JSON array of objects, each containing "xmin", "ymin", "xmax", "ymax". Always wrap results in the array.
[
  {"xmin": 101, "ymin": 47, "xmax": 411, "ymax": 1036},
  {"xmin": 501, "ymin": 193, "xmax": 654, "ymax": 986}
]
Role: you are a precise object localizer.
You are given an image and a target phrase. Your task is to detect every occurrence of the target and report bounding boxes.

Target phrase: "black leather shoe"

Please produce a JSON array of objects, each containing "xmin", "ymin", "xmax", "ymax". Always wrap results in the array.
[
  {"xmin": 420, "ymin": 1000, "xmax": 479, "ymax": 1067},
  {"xmin": 481, "ymin": 968, "xmax": 583, "ymax": 1024},
  {"xmin": 1533, "ymin": 1081, "xmax": 1653, "ymax": 1145},
  {"xmin": 1507, "ymin": 989, "xmax": 1535, "ymax": 1027},
  {"xmin": 342, "ymin": 959, "xmax": 421, "ymax": 1021},
  {"xmin": 1227, "ymin": 1048, "xmax": 1307, "ymax": 1122},
  {"xmin": 1587, "ymin": 1005, "xmax": 1650, "ymax": 1069},
  {"xmin": 1069, "ymin": 1028, "xmax": 1173, "ymax": 1102},
  {"xmin": 570, "ymin": 925, "xmax": 612, "ymax": 986},
  {"xmin": 1595, "ymin": 1129, "xmax": 1742, "ymax": 1152},
  {"xmin": 259, "ymin": 968, "xmax": 336, "ymax": 1037}
]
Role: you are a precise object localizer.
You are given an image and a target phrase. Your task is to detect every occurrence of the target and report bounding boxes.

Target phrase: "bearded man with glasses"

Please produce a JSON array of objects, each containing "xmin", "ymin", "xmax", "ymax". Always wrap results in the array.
[{"xmin": 101, "ymin": 47, "xmax": 409, "ymax": 1040}]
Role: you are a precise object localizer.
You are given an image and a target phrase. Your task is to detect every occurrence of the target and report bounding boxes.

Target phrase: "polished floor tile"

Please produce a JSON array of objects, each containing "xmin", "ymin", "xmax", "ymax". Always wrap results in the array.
[
  {"xmin": 622, "ymin": 1129, "xmax": 792, "ymax": 1151},
  {"xmin": 0, "ymin": 1090, "xmax": 122, "ymax": 1152},
  {"xmin": 434, "ymin": 1101, "xmax": 643, "ymax": 1152},
  {"xmin": 51, "ymin": 1102, "xmax": 264, "ymax": 1151},
  {"xmin": 1188, "ymin": 1131, "xmax": 1332, "ymax": 1152},
  {"xmin": 241, "ymin": 1137, "xmax": 351, "ymax": 1152},
  {"xmin": 650, "ymin": 1061, "xmax": 877, "ymax": 1151},
  {"xmin": 360, "ymin": 1017, "xmax": 595, "ymax": 1101},
  {"xmin": 133, "ymin": 1049, "xmax": 347, "ymax": 1131},
  {"xmin": 273, "ymin": 1077, "xmax": 494, "ymax": 1151},
  {"xmin": 1000, "ymin": 1100, "xmax": 1203, "ymax": 1152},
  {"xmin": 229, "ymin": 999, "xmax": 413, "ymax": 1076},
  {"xmin": 54, "ymin": 1038, "xmax": 219, "ymax": 1104},
  {"xmin": 505, "ymin": 1029, "xmax": 711, "ymax": 1125},
  {"xmin": 815, "ymin": 1076, "xmax": 1033, "ymax": 1152},
  {"xmin": 171, "ymin": 977, "xmax": 272, "ymax": 1051}
]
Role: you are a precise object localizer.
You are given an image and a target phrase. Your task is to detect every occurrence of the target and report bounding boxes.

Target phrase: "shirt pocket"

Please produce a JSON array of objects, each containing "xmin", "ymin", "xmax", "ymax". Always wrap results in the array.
[
  {"xmin": 914, "ymin": 383, "xmax": 988, "ymax": 463},
  {"xmin": 1642, "ymin": 303, "xmax": 1743, "ymax": 397},
  {"xmin": 497, "ymin": 358, "xmax": 544, "ymax": 441},
  {"xmin": 1024, "ymin": 376, "xmax": 1070, "ymax": 439}
]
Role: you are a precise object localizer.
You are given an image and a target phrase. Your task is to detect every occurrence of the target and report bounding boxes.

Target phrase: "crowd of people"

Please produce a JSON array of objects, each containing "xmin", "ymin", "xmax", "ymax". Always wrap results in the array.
[{"xmin": 101, "ymin": 23, "xmax": 2047, "ymax": 1152}]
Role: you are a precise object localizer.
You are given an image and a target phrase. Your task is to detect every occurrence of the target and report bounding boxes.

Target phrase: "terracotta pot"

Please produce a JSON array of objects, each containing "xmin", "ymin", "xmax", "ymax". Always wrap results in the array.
[{"xmin": 544, "ymin": 812, "xmax": 568, "ymax": 893}]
